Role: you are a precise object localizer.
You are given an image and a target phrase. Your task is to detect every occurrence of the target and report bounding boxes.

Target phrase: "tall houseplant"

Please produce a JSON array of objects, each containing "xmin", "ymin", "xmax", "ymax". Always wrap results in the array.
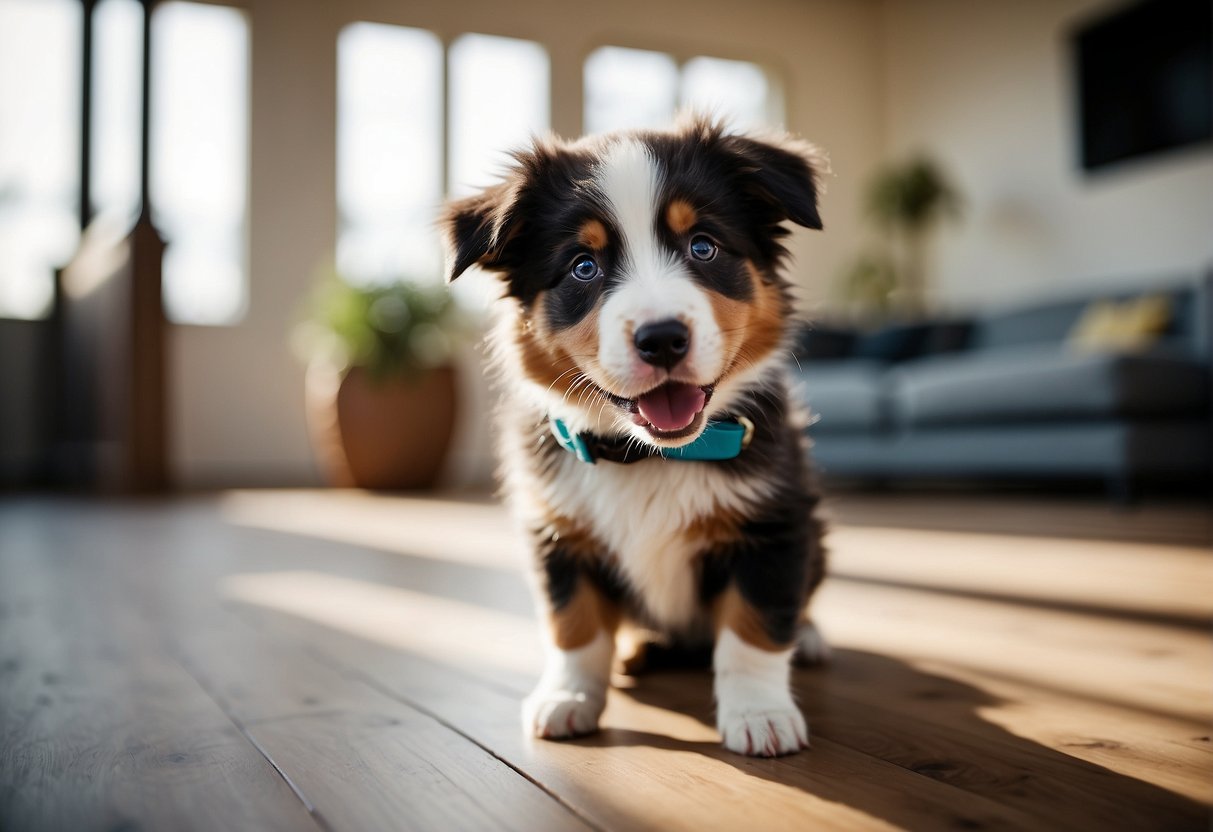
[
  {"xmin": 296, "ymin": 276, "xmax": 473, "ymax": 489},
  {"xmin": 840, "ymin": 156, "xmax": 961, "ymax": 318}
]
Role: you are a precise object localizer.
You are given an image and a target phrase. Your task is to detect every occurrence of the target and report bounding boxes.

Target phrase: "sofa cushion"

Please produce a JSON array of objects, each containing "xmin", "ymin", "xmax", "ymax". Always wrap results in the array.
[
  {"xmin": 1067, "ymin": 294, "xmax": 1172, "ymax": 353},
  {"xmin": 793, "ymin": 359, "xmax": 889, "ymax": 432},
  {"xmin": 791, "ymin": 324, "xmax": 856, "ymax": 360},
  {"xmin": 891, "ymin": 344, "xmax": 1211, "ymax": 427},
  {"xmin": 922, "ymin": 320, "xmax": 974, "ymax": 355},
  {"xmin": 808, "ymin": 421, "xmax": 1211, "ymax": 478},
  {"xmin": 971, "ymin": 299, "xmax": 1091, "ymax": 351},
  {"xmin": 971, "ymin": 282, "xmax": 1203, "ymax": 354},
  {"xmin": 853, "ymin": 323, "xmax": 933, "ymax": 362}
]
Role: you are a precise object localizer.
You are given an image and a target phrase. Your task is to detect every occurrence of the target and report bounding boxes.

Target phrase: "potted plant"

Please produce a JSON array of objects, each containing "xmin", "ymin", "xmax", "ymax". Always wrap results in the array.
[
  {"xmin": 295, "ymin": 275, "xmax": 474, "ymax": 490},
  {"xmin": 838, "ymin": 156, "xmax": 962, "ymax": 319}
]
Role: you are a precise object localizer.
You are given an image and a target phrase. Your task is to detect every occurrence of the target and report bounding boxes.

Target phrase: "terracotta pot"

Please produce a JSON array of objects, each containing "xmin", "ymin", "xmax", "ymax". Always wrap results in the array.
[{"xmin": 306, "ymin": 362, "xmax": 457, "ymax": 490}]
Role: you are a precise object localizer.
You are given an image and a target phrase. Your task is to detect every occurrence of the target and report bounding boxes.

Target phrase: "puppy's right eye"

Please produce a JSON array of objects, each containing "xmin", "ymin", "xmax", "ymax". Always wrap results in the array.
[
  {"xmin": 570, "ymin": 255, "xmax": 601, "ymax": 282},
  {"xmin": 689, "ymin": 235, "xmax": 719, "ymax": 262}
]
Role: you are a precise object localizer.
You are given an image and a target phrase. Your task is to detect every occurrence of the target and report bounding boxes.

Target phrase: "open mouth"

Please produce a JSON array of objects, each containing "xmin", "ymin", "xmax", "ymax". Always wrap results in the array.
[{"xmin": 603, "ymin": 382, "xmax": 715, "ymax": 439}]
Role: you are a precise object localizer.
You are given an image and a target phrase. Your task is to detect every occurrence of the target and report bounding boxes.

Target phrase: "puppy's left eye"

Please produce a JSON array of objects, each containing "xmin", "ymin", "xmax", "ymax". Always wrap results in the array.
[
  {"xmin": 689, "ymin": 235, "xmax": 718, "ymax": 262},
  {"xmin": 571, "ymin": 255, "xmax": 601, "ymax": 282}
]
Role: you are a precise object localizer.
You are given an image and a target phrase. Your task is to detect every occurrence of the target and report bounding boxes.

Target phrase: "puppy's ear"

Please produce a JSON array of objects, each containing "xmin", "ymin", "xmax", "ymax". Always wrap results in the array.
[
  {"xmin": 440, "ymin": 182, "xmax": 522, "ymax": 282},
  {"xmin": 723, "ymin": 134, "xmax": 827, "ymax": 231}
]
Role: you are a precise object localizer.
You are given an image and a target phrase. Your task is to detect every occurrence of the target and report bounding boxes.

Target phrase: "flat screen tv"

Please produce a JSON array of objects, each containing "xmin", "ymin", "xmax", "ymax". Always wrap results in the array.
[{"xmin": 1072, "ymin": 0, "xmax": 1212, "ymax": 171}]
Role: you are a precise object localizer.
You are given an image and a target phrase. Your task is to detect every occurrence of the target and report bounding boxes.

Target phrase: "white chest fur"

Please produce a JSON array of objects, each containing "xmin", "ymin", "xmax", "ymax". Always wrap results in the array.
[{"xmin": 536, "ymin": 451, "xmax": 771, "ymax": 633}]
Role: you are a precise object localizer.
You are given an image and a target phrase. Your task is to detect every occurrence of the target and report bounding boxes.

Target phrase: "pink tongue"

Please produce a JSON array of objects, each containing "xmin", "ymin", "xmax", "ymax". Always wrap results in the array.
[{"xmin": 636, "ymin": 383, "xmax": 706, "ymax": 432}]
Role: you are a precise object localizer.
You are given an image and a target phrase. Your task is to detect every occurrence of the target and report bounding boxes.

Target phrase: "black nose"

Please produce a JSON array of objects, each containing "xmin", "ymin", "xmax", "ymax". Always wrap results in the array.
[{"xmin": 634, "ymin": 319, "xmax": 690, "ymax": 368}]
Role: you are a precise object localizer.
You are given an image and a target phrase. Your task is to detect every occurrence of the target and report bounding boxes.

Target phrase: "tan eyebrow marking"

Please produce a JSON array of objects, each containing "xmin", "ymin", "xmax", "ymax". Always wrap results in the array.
[
  {"xmin": 666, "ymin": 198, "xmax": 698, "ymax": 235},
  {"xmin": 578, "ymin": 218, "xmax": 609, "ymax": 250}
]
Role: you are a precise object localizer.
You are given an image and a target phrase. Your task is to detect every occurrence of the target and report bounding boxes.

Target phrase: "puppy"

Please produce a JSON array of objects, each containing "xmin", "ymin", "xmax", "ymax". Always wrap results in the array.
[{"xmin": 442, "ymin": 116, "xmax": 827, "ymax": 757}]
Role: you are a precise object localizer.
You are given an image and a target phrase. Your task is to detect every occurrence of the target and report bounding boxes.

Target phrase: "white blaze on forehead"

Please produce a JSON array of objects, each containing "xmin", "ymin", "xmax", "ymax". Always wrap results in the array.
[
  {"xmin": 593, "ymin": 139, "xmax": 725, "ymax": 392},
  {"xmin": 594, "ymin": 139, "xmax": 677, "ymax": 279}
]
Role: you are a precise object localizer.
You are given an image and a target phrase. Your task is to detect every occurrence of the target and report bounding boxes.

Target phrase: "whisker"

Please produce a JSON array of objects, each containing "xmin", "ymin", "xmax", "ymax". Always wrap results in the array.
[{"xmin": 544, "ymin": 366, "xmax": 584, "ymax": 398}]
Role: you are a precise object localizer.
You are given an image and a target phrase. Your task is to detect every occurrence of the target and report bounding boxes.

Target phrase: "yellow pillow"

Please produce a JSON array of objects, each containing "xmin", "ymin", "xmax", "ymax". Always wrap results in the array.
[{"xmin": 1068, "ymin": 294, "xmax": 1171, "ymax": 353}]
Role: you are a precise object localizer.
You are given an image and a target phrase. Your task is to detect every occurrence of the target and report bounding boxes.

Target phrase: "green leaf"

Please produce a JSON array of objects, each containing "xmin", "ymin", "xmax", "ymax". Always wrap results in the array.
[{"xmin": 293, "ymin": 271, "xmax": 477, "ymax": 381}]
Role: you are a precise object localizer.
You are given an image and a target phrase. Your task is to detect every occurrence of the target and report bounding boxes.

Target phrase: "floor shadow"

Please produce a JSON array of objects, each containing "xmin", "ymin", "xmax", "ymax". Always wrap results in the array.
[{"xmin": 600, "ymin": 647, "xmax": 1210, "ymax": 831}]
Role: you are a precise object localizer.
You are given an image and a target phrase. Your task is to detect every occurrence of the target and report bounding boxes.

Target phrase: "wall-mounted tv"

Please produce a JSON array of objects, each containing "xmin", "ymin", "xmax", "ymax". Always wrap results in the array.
[{"xmin": 1072, "ymin": 0, "xmax": 1212, "ymax": 171}]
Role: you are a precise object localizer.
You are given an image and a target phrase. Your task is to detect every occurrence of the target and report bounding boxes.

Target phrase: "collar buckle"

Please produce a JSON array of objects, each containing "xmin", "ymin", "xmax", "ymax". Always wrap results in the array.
[{"xmin": 737, "ymin": 415, "xmax": 756, "ymax": 449}]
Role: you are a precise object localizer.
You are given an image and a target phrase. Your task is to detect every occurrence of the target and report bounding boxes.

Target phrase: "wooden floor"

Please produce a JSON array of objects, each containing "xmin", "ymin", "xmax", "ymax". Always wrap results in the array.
[{"xmin": 1, "ymin": 490, "xmax": 1210, "ymax": 832}]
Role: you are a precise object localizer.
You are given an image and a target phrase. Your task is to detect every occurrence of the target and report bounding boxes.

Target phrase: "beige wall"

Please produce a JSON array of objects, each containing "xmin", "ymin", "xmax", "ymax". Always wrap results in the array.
[
  {"xmin": 880, "ymin": 0, "xmax": 1213, "ymax": 311},
  {"xmin": 170, "ymin": 0, "xmax": 886, "ymax": 487}
]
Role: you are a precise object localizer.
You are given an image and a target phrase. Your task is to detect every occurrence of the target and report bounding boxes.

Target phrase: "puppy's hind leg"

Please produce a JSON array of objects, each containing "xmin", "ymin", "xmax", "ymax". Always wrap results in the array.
[
  {"xmin": 523, "ymin": 576, "xmax": 618, "ymax": 740},
  {"xmin": 793, "ymin": 616, "xmax": 832, "ymax": 667}
]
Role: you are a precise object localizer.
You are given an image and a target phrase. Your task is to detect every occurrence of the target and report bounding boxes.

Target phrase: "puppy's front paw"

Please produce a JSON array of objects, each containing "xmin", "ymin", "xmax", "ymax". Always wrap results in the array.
[
  {"xmin": 718, "ymin": 705, "xmax": 809, "ymax": 757},
  {"xmin": 522, "ymin": 687, "xmax": 605, "ymax": 740},
  {"xmin": 714, "ymin": 628, "xmax": 808, "ymax": 756}
]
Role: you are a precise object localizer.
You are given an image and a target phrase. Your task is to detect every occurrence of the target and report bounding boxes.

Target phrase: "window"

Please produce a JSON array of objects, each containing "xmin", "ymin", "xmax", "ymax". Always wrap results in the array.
[
  {"xmin": 680, "ymin": 56, "xmax": 776, "ymax": 132},
  {"xmin": 337, "ymin": 23, "xmax": 444, "ymax": 284},
  {"xmin": 584, "ymin": 47, "xmax": 678, "ymax": 136},
  {"xmin": 150, "ymin": 1, "xmax": 249, "ymax": 325},
  {"xmin": 91, "ymin": 0, "xmax": 141, "ymax": 226},
  {"xmin": 338, "ymin": 26, "xmax": 550, "ymax": 287},
  {"xmin": 0, "ymin": 0, "xmax": 81, "ymax": 320},
  {"xmin": 448, "ymin": 34, "xmax": 550, "ymax": 198},
  {"xmin": 0, "ymin": 0, "xmax": 249, "ymax": 324},
  {"xmin": 585, "ymin": 47, "xmax": 780, "ymax": 135}
]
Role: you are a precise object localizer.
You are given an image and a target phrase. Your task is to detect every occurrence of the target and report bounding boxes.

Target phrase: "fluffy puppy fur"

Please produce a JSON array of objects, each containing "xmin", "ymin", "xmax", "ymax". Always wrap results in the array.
[{"xmin": 442, "ymin": 116, "xmax": 828, "ymax": 757}]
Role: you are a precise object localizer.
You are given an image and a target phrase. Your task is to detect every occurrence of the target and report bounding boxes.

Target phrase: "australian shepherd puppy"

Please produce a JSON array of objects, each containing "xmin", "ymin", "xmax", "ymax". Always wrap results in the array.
[{"xmin": 442, "ymin": 116, "xmax": 828, "ymax": 757}]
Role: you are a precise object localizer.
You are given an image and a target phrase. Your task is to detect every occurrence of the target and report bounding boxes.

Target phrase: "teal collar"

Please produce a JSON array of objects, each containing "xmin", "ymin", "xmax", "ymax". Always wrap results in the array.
[{"xmin": 549, "ymin": 416, "xmax": 754, "ymax": 465}]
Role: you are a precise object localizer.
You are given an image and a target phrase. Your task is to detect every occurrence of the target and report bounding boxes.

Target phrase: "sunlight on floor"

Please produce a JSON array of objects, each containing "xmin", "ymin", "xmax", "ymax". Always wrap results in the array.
[
  {"xmin": 534, "ymin": 727, "xmax": 883, "ymax": 832},
  {"xmin": 214, "ymin": 487, "xmax": 1211, "ymax": 798},
  {"xmin": 218, "ymin": 489, "xmax": 1212, "ymax": 625},
  {"xmin": 218, "ymin": 489, "xmax": 528, "ymax": 570},
  {"xmin": 223, "ymin": 569, "xmax": 541, "ymax": 674},
  {"xmin": 600, "ymin": 693, "xmax": 719, "ymax": 743},
  {"xmin": 814, "ymin": 579, "xmax": 1210, "ymax": 724},
  {"xmin": 829, "ymin": 525, "xmax": 1213, "ymax": 621}
]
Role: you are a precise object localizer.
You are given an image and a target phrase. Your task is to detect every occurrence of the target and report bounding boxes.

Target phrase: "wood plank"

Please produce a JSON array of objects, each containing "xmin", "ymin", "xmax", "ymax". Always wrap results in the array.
[
  {"xmin": 601, "ymin": 672, "xmax": 1208, "ymax": 831},
  {"xmin": 219, "ymin": 562, "xmax": 1211, "ymax": 749},
  {"xmin": 242, "ymin": 604, "xmax": 1052, "ymax": 832},
  {"xmin": 213, "ymin": 489, "xmax": 1208, "ymax": 717},
  {"xmin": 813, "ymin": 581, "xmax": 1211, "ymax": 724},
  {"xmin": 824, "ymin": 494, "xmax": 1213, "ymax": 547},
  {"xmin": 6, "ymin": 492, "xmax": 1211, "ymax": 832},
  {"xmin": 0, "ymin": 500, "xmax": 592, "ymax": 832},
  {"xmin": 0, "ymin": 510, "xmax": 322, "ymax": 832},
  {"xmin": 827, "ymin": 525, "xmax": 1213, "ymax": 625},
  {"xmin": 218, "ymin": 489, "xmax": 528, "ymax": 570},
  {"xmin": 227, "ymin": 565, "xmax": 1210, "ymax": 830},
  {"xmin": 167, "ymin": 605, "xmax": 593, "ymax": 832},
  {"xmin": 798, "ymin": 655, "xmax": 1213, "ymax": 806},
  {"xmin": 629, "ymin": 667, "xmax": 1208, "ymax": 831}
]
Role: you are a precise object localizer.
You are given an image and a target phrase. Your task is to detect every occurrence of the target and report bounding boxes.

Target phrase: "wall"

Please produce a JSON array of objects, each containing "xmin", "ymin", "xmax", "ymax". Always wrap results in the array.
[
  {"xmin": 170, "ymin": 0, "xmax": 886, "ymax": 487},
  {"xmin": 879, "ymin": 0, "xmax": 1213, "ymax": 311}
]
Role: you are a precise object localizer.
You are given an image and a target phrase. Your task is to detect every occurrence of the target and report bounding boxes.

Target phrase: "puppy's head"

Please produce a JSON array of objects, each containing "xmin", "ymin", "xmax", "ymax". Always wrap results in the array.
[{"xmin": 442, "ymin": 116, "xmax": 825, "ymax": 448}]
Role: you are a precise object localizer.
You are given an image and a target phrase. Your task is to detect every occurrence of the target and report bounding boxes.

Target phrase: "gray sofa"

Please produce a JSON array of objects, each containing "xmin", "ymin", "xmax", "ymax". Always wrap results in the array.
[{"xmin": 792, "ymin": 274, "xmax": 1212, "ymax": 494}]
